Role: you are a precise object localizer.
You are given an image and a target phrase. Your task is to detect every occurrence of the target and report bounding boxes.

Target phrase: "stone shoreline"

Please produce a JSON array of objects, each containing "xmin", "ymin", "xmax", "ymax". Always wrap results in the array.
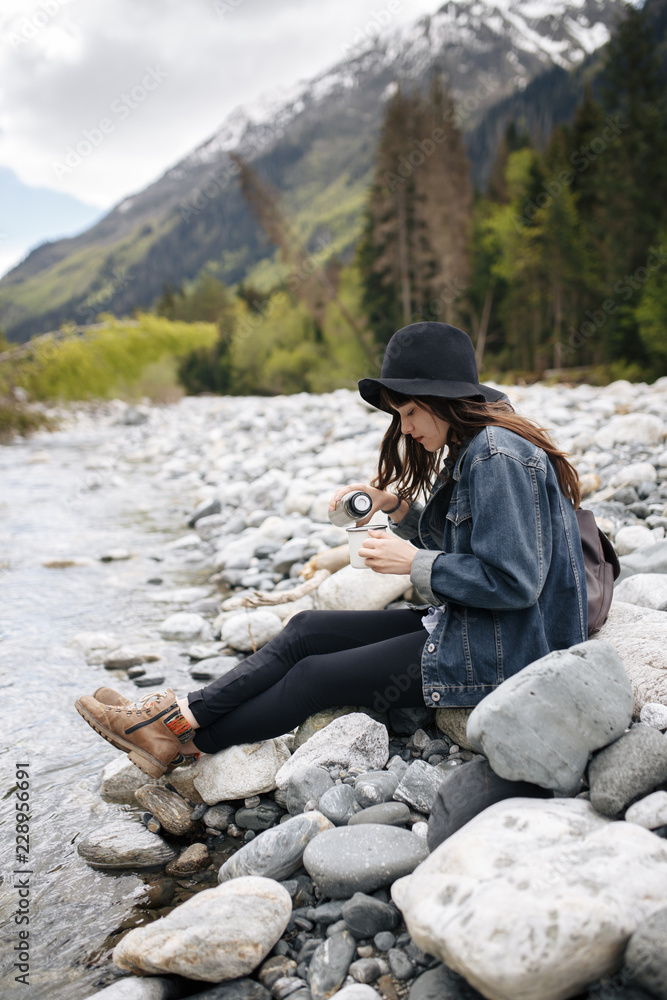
[{"xmin": 56, "ymin": 378, "xmax": 667, "ymax": 1000}]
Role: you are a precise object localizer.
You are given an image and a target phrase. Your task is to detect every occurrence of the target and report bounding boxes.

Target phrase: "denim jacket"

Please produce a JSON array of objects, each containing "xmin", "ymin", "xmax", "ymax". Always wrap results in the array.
[{"xmin": 391, "ymin": 425, "xmax": 587, "ymax": 707}]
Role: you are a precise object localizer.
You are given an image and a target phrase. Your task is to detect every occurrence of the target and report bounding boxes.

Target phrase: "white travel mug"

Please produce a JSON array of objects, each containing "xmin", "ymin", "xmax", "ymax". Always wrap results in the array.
[{"xmin": 346, "ymin": 523, "xmax": 388, "ymax": 568}]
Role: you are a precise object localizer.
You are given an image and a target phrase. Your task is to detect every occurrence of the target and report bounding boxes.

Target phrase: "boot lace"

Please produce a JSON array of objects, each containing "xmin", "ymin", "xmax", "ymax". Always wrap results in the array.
[{"xmin": 115, "ymin": 689, "xmax": 171, "ymax": 716}]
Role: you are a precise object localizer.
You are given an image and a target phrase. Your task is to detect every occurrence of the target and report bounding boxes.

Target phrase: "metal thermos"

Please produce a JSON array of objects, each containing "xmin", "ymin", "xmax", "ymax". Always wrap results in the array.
[{"xmin": 328, "ymin": 490, "xmax": 373, "ymax": 527}]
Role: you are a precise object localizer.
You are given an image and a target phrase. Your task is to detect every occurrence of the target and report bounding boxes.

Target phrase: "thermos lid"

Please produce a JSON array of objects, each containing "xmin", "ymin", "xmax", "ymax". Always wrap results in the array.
[{"xmin": 348, "ymin": 492, "xmax": 372, "ymax": 515}]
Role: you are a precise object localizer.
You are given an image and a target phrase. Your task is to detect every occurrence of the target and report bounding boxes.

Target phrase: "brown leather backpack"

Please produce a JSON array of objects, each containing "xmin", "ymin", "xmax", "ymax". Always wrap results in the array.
[{"xmin": 575, "ymin": 508, "xmax": 621, "ymax": 634}]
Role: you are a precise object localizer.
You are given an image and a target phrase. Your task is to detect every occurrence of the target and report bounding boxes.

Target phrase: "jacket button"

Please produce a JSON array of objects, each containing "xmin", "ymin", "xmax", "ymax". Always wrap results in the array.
[
  {"xmin": 431, "ymin": 692, "xmax": 441, "ymax": 702},
  {"xmin": 427, "ymin": 643, "xmax": 435, "ymax": 653}
]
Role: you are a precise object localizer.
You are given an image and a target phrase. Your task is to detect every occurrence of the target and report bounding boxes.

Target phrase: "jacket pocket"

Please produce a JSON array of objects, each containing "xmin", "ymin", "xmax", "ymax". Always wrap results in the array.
[{"xmin": 445, "ymin": 492, "xmax": 472, "ymax": 526}]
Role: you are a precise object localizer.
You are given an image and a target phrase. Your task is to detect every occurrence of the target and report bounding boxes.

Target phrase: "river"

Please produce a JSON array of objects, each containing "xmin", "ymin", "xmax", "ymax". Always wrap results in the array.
[{"xmin": 0, "ymin": 409, "xmax": 215, "ymax": 999}]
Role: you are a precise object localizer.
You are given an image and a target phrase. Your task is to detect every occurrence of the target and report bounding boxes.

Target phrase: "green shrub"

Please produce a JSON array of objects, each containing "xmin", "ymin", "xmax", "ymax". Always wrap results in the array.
[{"xmin": 5, "ymin": 314, "xmax": 217, "ymax": 401}]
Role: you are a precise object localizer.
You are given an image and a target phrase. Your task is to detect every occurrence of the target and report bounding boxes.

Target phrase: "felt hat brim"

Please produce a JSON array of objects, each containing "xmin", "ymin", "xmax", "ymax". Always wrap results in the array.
[{"xmin": 358, "ymin": 376, "xmax": 506, "ymax": 411}]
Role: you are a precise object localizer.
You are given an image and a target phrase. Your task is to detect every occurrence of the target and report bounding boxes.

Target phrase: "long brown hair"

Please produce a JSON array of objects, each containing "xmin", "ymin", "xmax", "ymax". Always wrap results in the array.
[{"xmin": 372, "ymin": 388, "xmax": 581, "ymax": 507}]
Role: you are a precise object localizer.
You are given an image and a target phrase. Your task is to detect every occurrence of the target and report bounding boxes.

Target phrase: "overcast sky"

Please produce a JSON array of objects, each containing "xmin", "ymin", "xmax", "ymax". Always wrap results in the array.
[{"xmin": 0, "ymin": 0, "xmax": 440, "ymax": 209}]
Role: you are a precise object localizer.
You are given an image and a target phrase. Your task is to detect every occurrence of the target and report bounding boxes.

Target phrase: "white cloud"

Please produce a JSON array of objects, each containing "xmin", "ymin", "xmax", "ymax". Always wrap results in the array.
[{"xmin": 0, "ymin": 0, "xmax": 438, "ymax": 208}]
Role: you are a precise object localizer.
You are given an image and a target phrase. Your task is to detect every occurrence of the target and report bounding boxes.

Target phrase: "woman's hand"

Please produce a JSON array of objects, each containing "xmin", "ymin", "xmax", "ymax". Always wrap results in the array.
[
  {"xmin": 328, "ymin": 483, "xmax": 398, "ymax": 525},
  {"xmin": 358, "ymin": 530, "xmax": 416, "ymax": 575}
]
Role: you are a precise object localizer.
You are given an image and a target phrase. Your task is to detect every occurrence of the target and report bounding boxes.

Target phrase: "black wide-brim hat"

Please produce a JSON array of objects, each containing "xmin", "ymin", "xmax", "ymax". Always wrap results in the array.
[{"xmin": 358, "ymin": 322, "xmax": 505, "ymax": 411}]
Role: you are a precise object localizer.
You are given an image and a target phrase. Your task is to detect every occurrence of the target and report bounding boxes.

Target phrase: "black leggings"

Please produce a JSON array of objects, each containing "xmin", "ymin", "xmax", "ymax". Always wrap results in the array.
[{"xmin": 188, "ymin": 609, "xmax": 427, "ymax": 754}]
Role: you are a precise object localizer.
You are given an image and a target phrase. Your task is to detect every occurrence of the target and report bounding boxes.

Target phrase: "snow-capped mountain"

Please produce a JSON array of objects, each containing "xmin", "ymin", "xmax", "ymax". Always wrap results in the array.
[
  {"xmin": 1, "ymin": 0, "xmax": 629, "ymax": 342},
  {"xmin": 185, "ymin": 0, "xmax": 621, "ymax": 170}
]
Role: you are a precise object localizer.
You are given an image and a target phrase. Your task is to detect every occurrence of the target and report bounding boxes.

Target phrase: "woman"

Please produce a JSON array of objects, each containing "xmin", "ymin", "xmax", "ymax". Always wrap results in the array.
[{"xmin": 75, "ymin": 322, "xmax": 587, "ymax": 778}]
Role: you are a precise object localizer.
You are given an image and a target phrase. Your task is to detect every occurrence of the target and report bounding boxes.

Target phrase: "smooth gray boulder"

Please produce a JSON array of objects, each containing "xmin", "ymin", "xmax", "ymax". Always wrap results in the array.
[
  {"xmin": 303, "ymin": 823, "xmax": 428, "ymax": 898},
  {"xmin": 348, "ymin": 802, "xmax": 411, "ymax": 827},
  {"xmin": 354, "ymin": 770, "xmax": 399, "ymax": 807},
  {"xmin": 77, "ymin": 822, "xmax": 177, "ymax": 869},
  {"xmin": 467, "ymin": 640, "xmax": 633, "ymax": 794},
  {"xmin": 617, "ymin": 541, "xmax": 667, "ymax": 583},
  {"xmin": 218, "ymin": 810, "xmax": 333, "ymax": 882},
  {"xmin": 342, "ymin": 892, "xmax": 399, "ymax": 938},
  {"xmin": 588, "ymin": 725, "xmax": 667, "ymax": 816},
  {"xmin": 349, "ymin": 957, "xmax": 388, "ymax": 984}
]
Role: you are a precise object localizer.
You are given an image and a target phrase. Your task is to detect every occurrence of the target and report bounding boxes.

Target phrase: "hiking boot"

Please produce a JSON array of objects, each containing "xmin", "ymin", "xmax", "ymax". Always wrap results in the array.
[
  {"xmin": 90, "ymin": 687, "xmax": 201, "ymax": 773},
  {"xmin": 93, "ymin": 686, "xmax": 131, "ymax": 707},
  {"xmin": 75, "ymin": 688, "xmax": 192, "ymax": 778}
]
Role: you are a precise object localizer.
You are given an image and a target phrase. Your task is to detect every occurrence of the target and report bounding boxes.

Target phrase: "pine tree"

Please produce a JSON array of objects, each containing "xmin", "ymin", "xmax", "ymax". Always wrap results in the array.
[
  {"xmin": 357, "ymin": 79, "xmax": 473, "ymax": 346},
  {"xmin": 356, "ymin": 88, "xmax": 419, "ymax": 346},
  {"xmin": 593, "ymin": 0, "xmax": 667, "ymax": 362}
]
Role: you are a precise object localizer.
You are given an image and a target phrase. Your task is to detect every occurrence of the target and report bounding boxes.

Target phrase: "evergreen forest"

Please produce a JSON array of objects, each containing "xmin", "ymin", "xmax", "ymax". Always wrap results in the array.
[{"xmin": 1, "ymin": 0, "xmax": 666, "ymax": 423}]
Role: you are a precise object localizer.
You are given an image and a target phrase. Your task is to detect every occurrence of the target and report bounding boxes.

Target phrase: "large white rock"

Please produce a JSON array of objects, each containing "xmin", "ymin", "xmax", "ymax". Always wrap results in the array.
[
  {"xmin": 640, "ymin": 702, "xmax": 667, "ymax": 729},
  {"xmin": 593, "ymin": 602, "xmax": 667, "ymax": 714},
  {"xmin": 614, "ymin": 573, "xmax": 667, "ymax": 610},
  {"xmin": 220, "ymin": 610, "xmax": 284, "ymax": 652},
  {"xmin": 614, "ymin": 525, "xmax": 658, "ymax": 556},
  {"xmin": 147, "ymin": 586, "xmax": 212, "ymax": 604},
  {"xmin": 335, "ymin": 986, "xmax": 381, "ymax": 1000},
  {"xmin": 314, "ymin": 564, "xmax": 411, "ymax": 611},
  {"xmin": 625, "ymin": 790, "xmax": 667, "ymax": 829},
  {"xmin": 275, "ymin": 714, "xmax": 389, "ymax": 790},
  {"xmin": 608, "ymin": 462, "xmax": 658, "ymax": 488},
  {"xmin": 158, "ymin": 612, "xmax": 210, "ymax": 641},
  {"xmin": 392, "ymin": 798, "xmax": 667, "ymax": 1000},
  {"xmin": 595, "ymin": 414, "xmax": 666, "ymax": 449},
  {"xmin": 193, "ymin": 739, "xmax": 292, "ymax": 803},
  {"xmin": 213, "ymin": 530, "xmax": 263, "ymax": 570},
  {"xmin": 81, "ymin": 978, "xmax": 182, "ymax": 1000},
  {"xmin": 100, "ymin": 757, "xmax": 157, "ymax": 804},
  {"xmin": 70, "ymin": 631, "xmax": 119, "ymax": 655},
  {"xmin": 283, "ymin": 479, "xmax": 317, "ymax": 516},
  {"xmin": 113, "ymin": 876, "xmax": 292, "ymax": 982}
]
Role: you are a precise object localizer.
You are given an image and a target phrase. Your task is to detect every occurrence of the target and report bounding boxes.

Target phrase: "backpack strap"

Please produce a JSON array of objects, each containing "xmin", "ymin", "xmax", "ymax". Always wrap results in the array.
[{"xmin": 575, "ymin": 508, "xmax": 620, "ymax": 635}]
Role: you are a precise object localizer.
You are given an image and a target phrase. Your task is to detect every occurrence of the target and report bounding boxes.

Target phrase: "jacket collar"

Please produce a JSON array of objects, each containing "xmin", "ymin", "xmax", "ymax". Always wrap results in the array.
[{"xmin": 451, "ymin": 432, "xmax": 480, "ymax": 481}]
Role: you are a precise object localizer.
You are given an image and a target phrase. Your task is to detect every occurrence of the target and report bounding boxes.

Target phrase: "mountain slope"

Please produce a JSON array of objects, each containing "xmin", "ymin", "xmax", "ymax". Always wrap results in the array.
[{"xmin": 0, "ymin": 0, "xmax": 628, "ymax": 342}]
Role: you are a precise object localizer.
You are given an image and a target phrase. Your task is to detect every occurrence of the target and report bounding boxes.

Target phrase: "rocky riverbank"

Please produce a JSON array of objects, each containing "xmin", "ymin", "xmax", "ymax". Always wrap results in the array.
[{"xmin": 42, "ymin": 377, "xmax": 667, "ymax": 1000}]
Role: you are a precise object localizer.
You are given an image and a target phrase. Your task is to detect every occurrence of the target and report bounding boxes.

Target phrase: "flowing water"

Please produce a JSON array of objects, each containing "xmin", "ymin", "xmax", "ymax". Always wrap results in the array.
[{"xmin": 0, "ymin": 414, "xmax": 214, "ymax": 999}]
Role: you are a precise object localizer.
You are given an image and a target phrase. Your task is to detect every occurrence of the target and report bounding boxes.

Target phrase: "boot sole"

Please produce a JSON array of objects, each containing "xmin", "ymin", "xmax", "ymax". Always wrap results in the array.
[{"xmin": 75, "ymin": 700, "xmax": 168, "ymax": 779}]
